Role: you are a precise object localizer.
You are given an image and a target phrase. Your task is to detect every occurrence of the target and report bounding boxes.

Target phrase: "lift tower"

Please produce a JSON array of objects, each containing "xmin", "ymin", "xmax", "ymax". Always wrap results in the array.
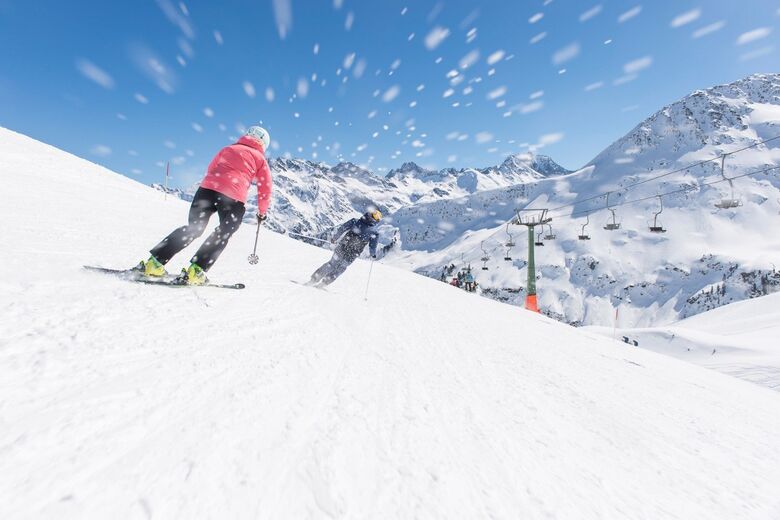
[{"xmin": 513, "ymin": 209, "xmax": 552, "ymax": 313}]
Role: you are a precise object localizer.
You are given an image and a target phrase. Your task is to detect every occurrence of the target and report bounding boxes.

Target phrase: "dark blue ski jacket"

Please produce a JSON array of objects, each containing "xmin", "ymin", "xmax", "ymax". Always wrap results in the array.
[{"xmin": 333, "ymin": 216, "xmax": 379, "ymax": 260}]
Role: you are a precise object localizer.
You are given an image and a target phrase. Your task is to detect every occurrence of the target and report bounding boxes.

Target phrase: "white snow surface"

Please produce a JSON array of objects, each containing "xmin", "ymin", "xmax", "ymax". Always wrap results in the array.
[
  {"xmin": 2, "ymin": 127, "xmax": 780, "ymax": 519},
  {"xmin": 586, "ymin": 292, "xmax": 780, "ymax": 392}
]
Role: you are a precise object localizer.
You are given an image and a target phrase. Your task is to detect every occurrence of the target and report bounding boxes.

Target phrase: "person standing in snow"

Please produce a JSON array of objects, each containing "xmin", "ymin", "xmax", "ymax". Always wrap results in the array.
[
  {"xmin": 138, "ymin": 126, "xmax": 273, "ymax": 285},
  {"xmin": 464, "ymin": 270, "xmax": 476, "ymax": 292},
  {"xmin": 307, "ymin": 209, "xmax": 383, "ymax": 287}
]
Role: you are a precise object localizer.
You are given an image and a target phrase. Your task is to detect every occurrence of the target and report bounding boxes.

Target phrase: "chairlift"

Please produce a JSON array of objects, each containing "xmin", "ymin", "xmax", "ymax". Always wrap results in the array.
[
  {"xmin": 480, "ymin": 241, "xmax": 490, "ymax": 271},
  {"xmin": 535, "ymin": 231, "xmax": 545, "ymax": 246},
  {"xmin": 649, "ymin": 195, "xmax": 667, "ymax": 233},
  {"xmin": 504, "ymin": 223, "xmax": 515, "ymax": 261},
  {"xmin": 714, "ymin": 154, "xmax": 743, "ymax": 209},
  {"xmin": 603, "ymin": 192, "xmax": 621, "ymax": 231},
  {"xmin": 544, "ymin": 224, "xmax": 557, "ymax": 241},
  {"xmin": 578, "ymin": 213, "xmax": 592, "ymax": 240}
]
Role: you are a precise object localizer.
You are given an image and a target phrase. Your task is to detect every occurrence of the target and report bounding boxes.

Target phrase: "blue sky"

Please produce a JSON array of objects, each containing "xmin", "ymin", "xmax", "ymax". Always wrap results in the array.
[{"xmin": 0, "ymin": 0, "xmax": 778, "ymax": 188}]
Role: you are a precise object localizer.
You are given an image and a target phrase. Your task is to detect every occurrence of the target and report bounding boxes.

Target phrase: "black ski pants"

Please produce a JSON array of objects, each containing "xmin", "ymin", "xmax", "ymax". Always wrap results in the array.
[
  {"xmin": 309, "ymin": 236, "xmax": 365, "ymax": 286},
  {"xmin": 150, "ymin": 187, "xmax": 245, "ymax": 271}
]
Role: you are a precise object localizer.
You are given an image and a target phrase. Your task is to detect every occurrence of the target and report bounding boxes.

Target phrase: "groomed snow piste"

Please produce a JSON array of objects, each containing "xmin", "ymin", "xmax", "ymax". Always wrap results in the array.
[
  {"xmin": 2, "ymin": 127, "xmax": 780, "ymax": 519},
  {"xmin": 586, "ymin": 292, "xmax": 780, "ymax": 392}
]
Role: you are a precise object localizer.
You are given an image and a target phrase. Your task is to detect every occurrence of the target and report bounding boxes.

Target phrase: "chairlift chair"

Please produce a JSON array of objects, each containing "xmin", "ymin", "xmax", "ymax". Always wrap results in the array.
[
  {"xmin": 535, "ymin": 231, "xmax": 545, "ymax": 246},
  {"xmin": 649, "ymin": 195, "xmax": 667, "ymax": 233},
  {"xmin": 504, "ymin": 223, "xmax": 515, "ymax": 261},
  {"xmin": 714, "ymin": 154, "xmax": 742, "ymax": 209},
  {"xmin": 480, "ymin": 241, "xmax": 490, "ymax": 271},
  {"xmin": 578, "ymin": 213, "xmax": 592, "ymax": 240},
  {"xmin": 544, "ymin": 224, "xmax": 557, "ymax": 241},
  {"xmin": 603, "ymin": 192, "xmax": 621, "ymax": 231}
]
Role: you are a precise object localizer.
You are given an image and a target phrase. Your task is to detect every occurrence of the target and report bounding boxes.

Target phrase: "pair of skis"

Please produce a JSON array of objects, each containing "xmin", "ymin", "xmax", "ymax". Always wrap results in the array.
[{"xmin": 83, "ymin": 265, "xmax": 245, "ymax": 290}]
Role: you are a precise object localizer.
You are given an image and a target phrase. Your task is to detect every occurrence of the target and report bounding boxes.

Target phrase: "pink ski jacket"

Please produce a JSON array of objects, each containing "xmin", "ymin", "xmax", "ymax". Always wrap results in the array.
[{"xmin": 200, "ymin": 136, "xmax": 273, "ymax": 213}]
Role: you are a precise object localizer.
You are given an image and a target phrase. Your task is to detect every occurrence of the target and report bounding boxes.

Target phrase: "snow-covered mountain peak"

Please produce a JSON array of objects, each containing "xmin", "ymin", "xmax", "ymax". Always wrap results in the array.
[
  {"xmin": 386, "ymin": 161, "xmax": 440, "ymax": 180},
  {"xmin": 492, "ymin": 152, "xmax": 571, "ymax": 179},
  {"xmin": 269, "ymin": 157, "xmax": 333, "ymax": 176},
  {"xmin": 330, "ymin": 161, "xmax": 373, "ymax": 178},
  {"xmin": 588, "ymin": 73, "xmax": 780, "ymax": 180}
]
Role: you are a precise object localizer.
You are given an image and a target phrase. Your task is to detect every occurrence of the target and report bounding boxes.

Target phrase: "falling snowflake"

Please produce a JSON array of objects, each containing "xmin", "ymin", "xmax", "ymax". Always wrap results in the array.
[
  {"xmin": 459, "ymin": 50, "xmax": 480, "ymax": 69},
  {"xmin": 75, "ymin": 58, "xmax": 115, "ymax": 89},
  {"xmin": 579, "ymin": 5, "xmax": 603, "ymax": 22},
  {"xmin": 382, "ymin": 85, "xmax": 401, "ymax": 102},
  {"xmin": 618, "ymin": 6, "xmax": 642, "ymax": 23},
  {"xmin": 297, "ymin": 78, "xmax": 309, "ymax": 98},
  {"xmin": 486, "ymin": 50, "xmax": 505, "ymax": 65},
  {"xmin": 670, "ymin": 8, "xmax": 701, "ymax": 28},
  {"xmin": 487, "ymin": 86, "xmax": 507, "ymax": 100},
  {"xmin": 425, "ymin": 26, "xmax": 450, "ymax": 50},
  {"xmin": 91, "ymin": 144, "xmax": 112, "ymax": 157},
  {"xmin": 271, "ymin": 0, "xmax": 292, "ymax": 39},
  {"xmin": 623, "ymin": 56, "xmax": 653, "ymax": 74},
  {"xmin": 692, "ymin": 21, "xmax": 726, "ymax": 39},
  {"xmin": 736, "ymin": 27, "xmax": 773, "ymax": 45},
  {"xmin": 552, "ymin": 43, "xmax": 580, "ymax": 65},
  {"xmin": 242, "ymin": 81, "xmax": 256, "ymax": 98},
  {"xmin": 475, "ymin": 132, "xmax": 493, "ymax": 144}
]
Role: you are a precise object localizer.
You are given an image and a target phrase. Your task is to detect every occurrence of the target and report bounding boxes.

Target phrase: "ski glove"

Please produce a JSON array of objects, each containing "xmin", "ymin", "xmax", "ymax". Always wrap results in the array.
[{"xmin": 256, "ymin": 213, "xmax": 268, "ymax": 223}]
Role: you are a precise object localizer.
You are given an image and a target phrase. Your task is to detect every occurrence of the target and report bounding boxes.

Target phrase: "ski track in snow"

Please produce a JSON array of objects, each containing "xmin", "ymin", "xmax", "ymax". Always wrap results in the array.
[{"xmin": 2, "ymin": 127, "xmax": 780, "ymax": 518}]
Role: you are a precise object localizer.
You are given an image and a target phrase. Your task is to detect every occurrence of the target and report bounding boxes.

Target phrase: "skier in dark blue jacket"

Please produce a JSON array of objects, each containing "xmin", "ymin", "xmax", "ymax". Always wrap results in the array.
[{"xmin": 307, "ymin": 209, "xmax": 382, "ymax": 287}]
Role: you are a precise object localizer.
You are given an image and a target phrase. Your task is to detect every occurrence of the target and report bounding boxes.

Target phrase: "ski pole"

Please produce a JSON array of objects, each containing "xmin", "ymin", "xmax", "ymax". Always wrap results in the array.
[
  {"xmin": 287, "ymin": 231, "xmax": 331, "ymax": 244},
  {"xmin": 364, "ymin": 258, "xmax": 375, "ymax": 301},
  {"xmin": 248, "ymin": 221, "xmax": 261, "ymax": 265}
]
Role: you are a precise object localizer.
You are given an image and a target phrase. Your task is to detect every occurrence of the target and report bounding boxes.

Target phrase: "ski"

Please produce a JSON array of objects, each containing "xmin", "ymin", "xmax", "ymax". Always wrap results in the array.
[
  {"xmin": 83, "ymin": 265, "xmax": 245, "ymax": 290},
  {"xmin": 290, "ymin": 279, "xmax": 328, "ymax": 291}
]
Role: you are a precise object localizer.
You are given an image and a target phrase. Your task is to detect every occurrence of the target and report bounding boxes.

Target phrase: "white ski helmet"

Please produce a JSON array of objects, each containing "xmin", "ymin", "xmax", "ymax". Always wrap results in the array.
[{"xmin": 245, "ymin": 126, "xmax": 271, "ymax": 151}]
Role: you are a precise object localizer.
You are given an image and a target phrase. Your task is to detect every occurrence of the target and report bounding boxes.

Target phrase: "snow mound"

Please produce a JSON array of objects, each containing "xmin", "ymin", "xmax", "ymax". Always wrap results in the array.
[
  {"xmin": 586, "ymin": 292, "xmax": 780, "ymax": 392},
  {"xmin": 2, "ymin": 127, "xmax": 780, "ymax": 518}
]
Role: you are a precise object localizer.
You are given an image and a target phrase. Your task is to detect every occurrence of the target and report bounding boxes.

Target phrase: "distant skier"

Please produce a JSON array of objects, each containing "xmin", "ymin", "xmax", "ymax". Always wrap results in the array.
[
  {"xmin": 307, "ymin": 209, "xmax": 382, "ymax": 287},
  {"xmin": 138, "ymin": 126, "xmax": 272, "ymax": 285},
  {"xmin": 464, "ymin": 270, "xmax": 476, "ymax": 292}
]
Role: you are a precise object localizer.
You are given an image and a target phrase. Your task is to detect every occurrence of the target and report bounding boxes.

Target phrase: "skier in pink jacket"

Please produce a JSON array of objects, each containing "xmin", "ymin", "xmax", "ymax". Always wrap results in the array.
[{"xmin": 139, "ymin": 126, "xmax": 273, "ymax": 285}]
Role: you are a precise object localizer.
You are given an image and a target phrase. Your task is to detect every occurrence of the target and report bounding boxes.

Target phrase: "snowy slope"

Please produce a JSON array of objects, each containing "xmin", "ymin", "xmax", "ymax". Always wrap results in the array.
[
  {"xmin": 3, "ymin": 127, "xmax": 780, "ymax": 519},
  {"xmin": 384, "ymin": 74, "xmax": 780, "ymax": 327},
  {"xmin": 586, "ymin": 292, "xmax": 780, "ymax": 392}
]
